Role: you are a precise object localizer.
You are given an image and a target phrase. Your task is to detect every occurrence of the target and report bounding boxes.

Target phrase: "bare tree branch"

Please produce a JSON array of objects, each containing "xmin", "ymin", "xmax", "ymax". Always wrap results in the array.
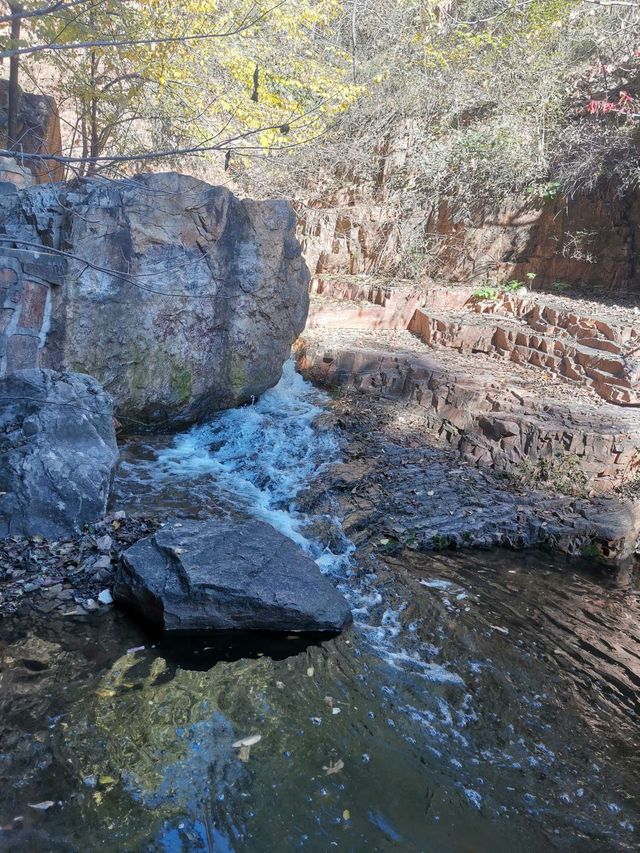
[
  {"xmin": 583, "ymin": 0, "xmax": 639, "ymax": 6},
  {"xmin": 0, "ymin": 0, "xmax": 98, "ymax": 24},
  {"xmin": 0, "ymin": 1, "xmax": 287, "ymax": 60},
  {"xmin": 0, "ymin": 111, "xmax": 331, "ymax": 171}
]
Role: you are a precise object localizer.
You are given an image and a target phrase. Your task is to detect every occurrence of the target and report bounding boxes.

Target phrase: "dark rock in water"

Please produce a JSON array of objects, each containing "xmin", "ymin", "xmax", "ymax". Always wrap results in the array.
[
  {"xmin": 0, "ymin": 369, "xmax": 118, "ymax": 539},
  {"xmin": 115, "ymin": 517, "xmax": 352, "ymax": 633}
]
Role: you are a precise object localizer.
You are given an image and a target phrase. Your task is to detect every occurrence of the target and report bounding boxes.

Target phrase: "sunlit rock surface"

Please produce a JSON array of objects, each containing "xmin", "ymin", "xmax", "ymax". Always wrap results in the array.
[{"xmin": 0, "ymin": 172, "xmax": 309, "ymax": 431}]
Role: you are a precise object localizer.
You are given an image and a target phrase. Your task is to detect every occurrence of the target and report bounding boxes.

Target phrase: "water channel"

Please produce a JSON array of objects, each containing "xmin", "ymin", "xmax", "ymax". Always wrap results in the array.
[{"xmin": 1, "ymin": 363, "xmax": 639, "ymax": 851}]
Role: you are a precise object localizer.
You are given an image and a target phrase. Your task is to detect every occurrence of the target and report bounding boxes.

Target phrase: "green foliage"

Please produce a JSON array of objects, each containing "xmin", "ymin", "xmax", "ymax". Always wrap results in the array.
[
  {"xmin": 509, "ymin": 452, "xmax": 589, "ymax": 497},
  {"xmin": 473, "ymin": 285, "xmax": 499, "ymax": 301},
  {"xmin": 473, "ymin": 273, "xmax": 536, "ymax": 300},
  {"xmin": 430, "ymin": 532, "xmax": 452, "ymax": 551},
  {"xmin": 270, "ymin": 0, "xmax": 640, "ymax": 239},
  {"xmin": 581, "ymin": 541, "xmax": 601, "ymax": 560},
  {"xmin": 7, "ymin": 0, "xmax": 640, "ymax": 207},
  {"xmin": 527, "ymin": 180, "xmax": 561, "ymax": 202},
  {"xmin": 12, "ymin": 0, "xmax": 356, "ymax": 175}
]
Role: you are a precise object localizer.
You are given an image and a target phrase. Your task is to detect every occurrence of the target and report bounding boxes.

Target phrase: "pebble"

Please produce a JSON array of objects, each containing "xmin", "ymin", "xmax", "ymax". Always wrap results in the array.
[
  {"xmin": 95, "ymin": 535, "xmax": 113, "ymax": 553},
  {"xmin": 0, "ymin": 515, "xmax": 157, "ymax": 617},
  {"xmin": 98, "ymin": 589, "xmax": 113, "ymax": 605},
  {"xmin": 92, "ymin": 568, "xmax": 112, "ymax": 583},
  {"xmin": 62, "ymin": 606, "xmax": 87, "ymax": 617}
]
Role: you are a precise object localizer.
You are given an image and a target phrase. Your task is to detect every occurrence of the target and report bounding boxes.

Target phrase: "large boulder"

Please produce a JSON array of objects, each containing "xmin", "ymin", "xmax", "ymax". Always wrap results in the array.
[
  {"xmin": 115, "ymin": 517, "xmax": 352, "ymax": 633},
  {"xmin": 0, "ymin": 172, "xmax": 309, "ymax": 430},
  {"xmin": 50, "ymin": 174, "xmax": 310, "ymax": 431},
  {"xmin": 0, "ymin": 369, "xmax": 118, "ymax": 538}
]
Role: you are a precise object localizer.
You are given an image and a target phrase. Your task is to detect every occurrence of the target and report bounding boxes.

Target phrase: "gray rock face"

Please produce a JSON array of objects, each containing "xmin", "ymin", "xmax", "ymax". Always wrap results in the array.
[
  {"xmin": 115, "ymin": 517, "xmax": 352, "ymax": 633},
  {"xmin": 0, "ymin": 369, "xmax": 118, "ymax": 538},
  {"xmin": 0, "ymin": 171, "xmax": 310, "ymax": 431}
]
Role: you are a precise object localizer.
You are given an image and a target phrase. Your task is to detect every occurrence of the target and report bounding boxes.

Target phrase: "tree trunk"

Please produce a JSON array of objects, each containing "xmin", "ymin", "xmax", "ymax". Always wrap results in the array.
[
  {"xmin": 87, "ymin": 50, "xmax": 99, "ymax": 174},
  {"xmin": 6, "ymin": 3, "xmax": 23, "ymax": 151}
]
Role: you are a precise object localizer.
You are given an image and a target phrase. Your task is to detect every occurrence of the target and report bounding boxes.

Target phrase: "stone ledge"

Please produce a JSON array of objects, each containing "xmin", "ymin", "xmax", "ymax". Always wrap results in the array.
[
  {"xmin": 295, "ymin": 330, "xmax": 640, "ymax": 496},
  {"xmin": 306, "ymin": 279, "xmax": 640, "ymax": 407}
]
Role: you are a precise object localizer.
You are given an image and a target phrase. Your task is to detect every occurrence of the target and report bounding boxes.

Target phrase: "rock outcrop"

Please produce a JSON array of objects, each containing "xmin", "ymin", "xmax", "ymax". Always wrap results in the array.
[
  {"xmin": 307, "ymin": 279, "xmax": 640, "ymax": 406},
  {"xmin": 115, "ymin": 516, "xmax": 352, "ymax": 633},
  {"xmin": 0, "ymin": 369, "xmax": 118, "ymax": 538},
  {"xmin": 295, "ymin": 124, "xmax": 640, "ymax": 296},
  {"xmin": 0, "ymin": 172, "xmax": 309, "ymax": 430},
  {"xmin": 0, "ymin": 79, "xmax": 64, "ymax": 183},
  {"xmin": 297, "ymin": 279, "xmax": 640, "ymax": 501}
]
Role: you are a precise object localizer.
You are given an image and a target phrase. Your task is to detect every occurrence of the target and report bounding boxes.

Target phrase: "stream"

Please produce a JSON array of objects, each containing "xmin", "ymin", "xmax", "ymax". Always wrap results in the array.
[{"xmin": 1, "ymin": 362, "xmax": 639, "ymax": 851}]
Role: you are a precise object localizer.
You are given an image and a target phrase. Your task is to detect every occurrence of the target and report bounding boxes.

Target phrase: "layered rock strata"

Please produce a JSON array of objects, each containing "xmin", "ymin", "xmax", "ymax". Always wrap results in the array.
[{"xmin": 296, "ymin": 278, "xmax": 640, "ymax": 559}]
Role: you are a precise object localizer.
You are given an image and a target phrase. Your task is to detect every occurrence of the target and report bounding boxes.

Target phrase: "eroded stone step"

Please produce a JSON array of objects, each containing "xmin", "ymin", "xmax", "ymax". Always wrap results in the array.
[
  {"xmin": 295, "ymin": 328, "xmax": 640, "ymax": 496},
  {"xmin": 407, "ymin": 308, "xmax": 640, "ymax": 406},
  {"xmin": 307, "ymin": 296, "xmax": 412, "ymax": 331},
  {"xmin": 307, "ymin": 279, "xmax": 640, "ymax": 406},
  {"xmin": 309, "ymin": 276, "xmax": 640, "ymax": 350}
]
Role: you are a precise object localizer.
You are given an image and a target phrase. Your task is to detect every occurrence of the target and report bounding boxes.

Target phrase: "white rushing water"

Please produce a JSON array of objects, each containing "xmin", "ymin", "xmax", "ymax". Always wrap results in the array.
[
  {"xmin": 154, "ymin": 360, "xmax": 352, "ymax": 568},
  {"xmin": 118, "ymin": 360, "xmax": 458, "ymax": 682},
  {"xmin": 111, "ymin": 360, "xmax": 638, "ymax": 843}
]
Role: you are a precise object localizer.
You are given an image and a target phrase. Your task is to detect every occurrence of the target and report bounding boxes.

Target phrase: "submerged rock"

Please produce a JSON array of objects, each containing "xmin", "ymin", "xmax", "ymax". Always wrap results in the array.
[
  {"xmin": 115, "ymin": 517, "xmax": 352, "ymax": 633},
  {"xmin": 0, "ymin": 369, "xmax": 118, "ymax": 538}
]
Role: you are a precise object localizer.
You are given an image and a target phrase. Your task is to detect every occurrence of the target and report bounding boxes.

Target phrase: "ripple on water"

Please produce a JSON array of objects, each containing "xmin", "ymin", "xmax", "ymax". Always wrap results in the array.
[{"xmin": 1, "ymin": 362, "xmax": 639, "ymax": 850}]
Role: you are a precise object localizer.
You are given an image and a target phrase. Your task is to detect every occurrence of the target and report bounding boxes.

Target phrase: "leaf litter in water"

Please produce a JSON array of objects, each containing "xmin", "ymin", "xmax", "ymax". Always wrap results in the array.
[
  {"xmin": 233, "ymin": 734, "xmax": 262, "ymax": 763},
  {"xmin": 323, "ymin": 759, "xmax": 344, "ymax": 776},
  {"xmin": 232, "ymin": 734, "xmax": 261, "ymax": 748}
]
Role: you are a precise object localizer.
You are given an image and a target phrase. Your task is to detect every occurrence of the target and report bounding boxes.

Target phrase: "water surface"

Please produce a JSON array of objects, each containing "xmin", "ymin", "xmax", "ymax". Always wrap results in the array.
[{"xmin": 1, "ymin": 363, "xmax": 638, "ymax": 851}]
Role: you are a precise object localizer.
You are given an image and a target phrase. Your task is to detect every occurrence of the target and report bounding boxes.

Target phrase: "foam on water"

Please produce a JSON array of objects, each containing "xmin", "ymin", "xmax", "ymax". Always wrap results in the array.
[
  {"xmin": 108, "ymin": 360, "xmax": 640, "ymax": 842},
  {"xmin": 153, "ymin": 361, "xmax": 340, "ymax": 553},
  {"xmin": 123, "ymin": 360, "xmax": 461, "ymax": 686}
]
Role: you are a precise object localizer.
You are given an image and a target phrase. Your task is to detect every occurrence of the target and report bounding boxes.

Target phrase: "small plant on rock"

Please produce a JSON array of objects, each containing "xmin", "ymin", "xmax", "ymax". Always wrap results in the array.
[
  {"xmin": 527, "ymin": 181, "xmax": 561, "ymax": 202},
  {"xmin": 474, "ymin": 272, "xmax": 536, "ymax": 301},
  {"xmin": 431, "ymin": 532, "xmax": 452, "ymax": 551},
  {"xmin": 509, "ymin": 452, "xmax": 588, "ymax": 497},
  {"xmin": 581, "ymin": 541, "xmax": 601, "ymax": 560},
  {"xmin": 473, "ymin": 284, "xmax": 500, "ymax": 301}
]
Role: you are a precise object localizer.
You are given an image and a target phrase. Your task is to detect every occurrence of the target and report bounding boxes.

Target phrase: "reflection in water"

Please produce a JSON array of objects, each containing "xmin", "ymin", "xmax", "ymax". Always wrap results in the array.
[{"xmin": 1, "ymin": 363, "xmax": 639, "ymax": 851}]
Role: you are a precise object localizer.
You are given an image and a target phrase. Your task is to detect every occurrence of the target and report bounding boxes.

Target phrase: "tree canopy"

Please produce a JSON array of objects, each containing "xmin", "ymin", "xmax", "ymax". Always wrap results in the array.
[
  {"xmin": 2, "ymin": 0, "xmax": 640, "ymax": 200},
  {"xmin": 2, "ymin": 0, "xmax": 357, "ymax": 176}
]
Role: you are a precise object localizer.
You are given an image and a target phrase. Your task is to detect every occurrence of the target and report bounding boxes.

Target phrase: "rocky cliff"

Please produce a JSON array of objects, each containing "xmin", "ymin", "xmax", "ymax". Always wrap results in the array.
[
  {"xmin": 0, "ymin": 170, "xmax": 309, "ymax": 430},
  {"xmin": 0, "ymin": 79, "xmax": 64, "ymax": 183},
  {"xmin": 296, "ymin": 149, "xmax": 640, "ymax": 297}
]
